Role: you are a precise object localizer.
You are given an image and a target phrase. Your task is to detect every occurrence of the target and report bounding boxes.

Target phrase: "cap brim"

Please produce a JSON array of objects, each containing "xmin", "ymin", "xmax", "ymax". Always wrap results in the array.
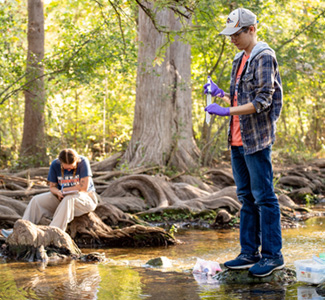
[{"xmin": 219, "ymin": 27, "xmax": 242, "ymax": 36}]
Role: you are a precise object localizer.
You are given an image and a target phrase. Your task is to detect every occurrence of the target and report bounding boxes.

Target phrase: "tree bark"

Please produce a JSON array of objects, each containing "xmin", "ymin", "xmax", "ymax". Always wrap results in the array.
[
  {"xmin": 20, "ymin": 0, "xmax": 47, "ymax": 166},
  {"xmin": 124, "ymin": 4, "xmax": 199, "ymax": 171}
]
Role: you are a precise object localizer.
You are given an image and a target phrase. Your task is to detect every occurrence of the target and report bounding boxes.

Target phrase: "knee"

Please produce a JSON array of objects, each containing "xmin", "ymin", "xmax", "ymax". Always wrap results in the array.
[
  {"xmin": 27, "ymin": 196, "xmax": 38, "ymax": 206},
  {"xmin": 254, "ymin": 196, "xmax": 279, "ymax": 208},
  {"xmin": 237, "ymin": 193, "xmax": 255, "ymax": 205},
  {"xmin": 59, "ymin": 196, "xmax": 74, "ymax": 207}
]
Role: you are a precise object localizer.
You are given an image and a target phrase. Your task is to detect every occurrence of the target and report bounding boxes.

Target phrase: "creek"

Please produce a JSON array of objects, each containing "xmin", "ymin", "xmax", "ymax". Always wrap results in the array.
[{"xmin": 0, "ymin": 217, "xmax": 324, "ymax": 300}]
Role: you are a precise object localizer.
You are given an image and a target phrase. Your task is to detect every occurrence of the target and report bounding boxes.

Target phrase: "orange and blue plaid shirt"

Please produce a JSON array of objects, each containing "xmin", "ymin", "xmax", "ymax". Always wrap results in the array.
[{"xmin": 228, "ymin": 42, "xmax": 283, "ymax": 155}]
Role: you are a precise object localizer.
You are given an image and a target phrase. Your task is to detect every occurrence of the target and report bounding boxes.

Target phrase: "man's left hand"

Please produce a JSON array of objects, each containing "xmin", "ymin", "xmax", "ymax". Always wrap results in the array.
[{"xmin": 205, "ymin": 103, "xmax": 230, "ymax": 116}]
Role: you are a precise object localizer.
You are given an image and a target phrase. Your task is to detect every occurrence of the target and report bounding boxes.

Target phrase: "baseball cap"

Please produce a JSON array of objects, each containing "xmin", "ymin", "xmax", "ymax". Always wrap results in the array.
[{"xmin": 220, "ymin": 8, "xmax": 257, "ymax": 36}]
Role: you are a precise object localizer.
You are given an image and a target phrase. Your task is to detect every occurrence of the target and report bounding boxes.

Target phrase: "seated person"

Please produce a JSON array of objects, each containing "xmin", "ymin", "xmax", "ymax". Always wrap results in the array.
[{"xmin": 2, "ymin": 148, "xmax": 98, "ymax": 237}]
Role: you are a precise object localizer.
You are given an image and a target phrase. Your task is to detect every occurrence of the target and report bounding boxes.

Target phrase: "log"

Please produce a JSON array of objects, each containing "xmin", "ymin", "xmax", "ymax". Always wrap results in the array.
[
  {"xmin": 10, "ymin": 167, "xmax": 50, "ymax": 178},
  {"xmin": 0, "ymin": 188, "xmax": 49, "ymax": 197},
  {"xmin": 0, "ymin": 173, "xmax": 47, "ymax": 189},
  {"xmin": 90, "ymin": 152, "xmax": 122, "ymax": 171}
]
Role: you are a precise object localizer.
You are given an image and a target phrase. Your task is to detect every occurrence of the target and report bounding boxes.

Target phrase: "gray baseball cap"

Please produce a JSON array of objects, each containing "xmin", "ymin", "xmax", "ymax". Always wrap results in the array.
[{"xmin": 220, "ymin": 8, "xmax": 257, "ymax": 36}]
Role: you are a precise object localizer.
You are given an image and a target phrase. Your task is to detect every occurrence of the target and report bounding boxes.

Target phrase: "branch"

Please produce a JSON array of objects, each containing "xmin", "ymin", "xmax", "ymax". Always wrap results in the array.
[
  {"xmin": 135, "ymin": 0, "xmax": 169, "ymax": 33},
  {"xmin": 209, "ymin": 37, "xmax": 227, "ymax": 77},
  {"xmin": 134, "ymin": 0, "xmax": 195, "ymax": 33},
  {"xmin": 92, "ymin": 0, "xmax": 127, "ymax": 56},
  {"xmin": 0, "ymin": 33, "xmax": 95, "ymax": 105},
  {"xmin": 108, "ymin": 0, "xmax": 126, "ymax": 55},
  {"xmin": 276, "ymin": 9, "xmax": 325, "ymax": 52},
  {"xmin": 0, "ymin": 73, "xmax": 28, "ymax": 103}
]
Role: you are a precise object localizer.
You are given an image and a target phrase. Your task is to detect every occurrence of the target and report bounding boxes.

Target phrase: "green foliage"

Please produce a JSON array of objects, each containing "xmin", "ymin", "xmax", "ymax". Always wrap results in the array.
[
  {"xmin": 228, "ymin": 216, "xmax": 240, "ymax": 227},
  {"xmin": 168, "ymin": 224, "xmax": 178, "ymax": 238},
  {"xmin": 0, "ymin": 0, "xmax": 324, "ymax": 168},
  {"xmin": 140, "ymin": 209, "xmax": 217, "ymax": 223},
  {"xmin": 1, "ymin": 0, "xmax": 138, "ymax": 167},
  {"xmin": 0, "ymin": 1, "xmax": 27, "ymax": 168},
  {"xmin": 190, "ymin": 0, "xmax": 325, "ymax": 162},
  {"xmin": 304, "ymin": 194, "xmax": 318, "ymax": 207}
]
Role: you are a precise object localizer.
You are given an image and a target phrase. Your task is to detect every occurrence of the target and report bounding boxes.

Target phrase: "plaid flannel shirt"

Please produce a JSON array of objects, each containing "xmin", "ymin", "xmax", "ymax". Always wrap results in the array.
[{"xmin": 228, "ymin": 42, "xmax": 283, "ymax": 155}]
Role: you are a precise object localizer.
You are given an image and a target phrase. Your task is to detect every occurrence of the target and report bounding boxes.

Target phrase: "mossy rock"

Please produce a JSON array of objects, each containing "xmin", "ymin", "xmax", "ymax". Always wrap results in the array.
[
  {"xmin": 316, "ymin": 282, "xmax": 325, "ymax": 296},
  {"xmin": 213, "ymin": 268, "xmax": 296, "ymax": 284},
  {"xmin": 146, "ymin": 256, "xmax": 172, "ymax": 268}
]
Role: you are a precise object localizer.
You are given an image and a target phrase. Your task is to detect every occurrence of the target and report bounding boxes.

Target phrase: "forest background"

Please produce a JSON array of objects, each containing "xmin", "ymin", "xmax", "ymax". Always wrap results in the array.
[{"xmin": 0, "ymin": 0, "xmax": 324, "ymax": 172}]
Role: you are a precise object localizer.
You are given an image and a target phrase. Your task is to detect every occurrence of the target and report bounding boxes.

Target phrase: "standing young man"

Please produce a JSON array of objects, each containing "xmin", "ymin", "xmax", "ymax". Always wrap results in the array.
[{"xmin": 204, "ymin": 8, "xmax": 284, "ymax": 277}]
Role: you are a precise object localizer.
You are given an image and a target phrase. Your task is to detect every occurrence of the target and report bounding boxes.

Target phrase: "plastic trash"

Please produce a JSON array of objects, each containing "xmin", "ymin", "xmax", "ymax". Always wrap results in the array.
[
  {"xmin": 192, "ymin": 258, "xmax": 222, "ymax": 275},
  {"xmin": 1, "ymin": 228, "xmax": 13, "ymax": 238},
  {"xmin": 313, "ymin": 254, "xmax": 325, "ymax": 265}
]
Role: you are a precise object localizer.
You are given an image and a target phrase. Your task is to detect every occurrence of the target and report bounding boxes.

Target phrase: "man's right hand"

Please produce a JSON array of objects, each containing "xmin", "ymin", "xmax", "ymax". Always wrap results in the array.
[{"xmin": 204, "ymin": 79, "xmax": 225, "ymax": 98}]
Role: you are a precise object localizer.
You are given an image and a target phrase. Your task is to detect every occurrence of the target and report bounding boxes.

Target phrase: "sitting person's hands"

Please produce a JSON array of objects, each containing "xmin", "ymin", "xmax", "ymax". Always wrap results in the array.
[
  {"xmin": 205, "ymin": 103, "xmax": 230, "ymax": 116},
  {"xmin": 56, "ymin": 189, "xmax": 64, "ymax": 201}
]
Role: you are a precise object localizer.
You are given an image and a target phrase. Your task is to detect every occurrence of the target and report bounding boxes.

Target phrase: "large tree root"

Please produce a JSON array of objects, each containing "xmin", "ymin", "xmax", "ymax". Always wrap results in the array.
[
  {"xmin": 69, "ymin": 212, "xmax": 178, "ymax": 248},
  {"xmin": 4, "ymin": 219, "xmax": 81, "ymax": 262},
  {"xmin": 2, "ymin": 214, "xmax": 178, "ymax": 262},
  {"xmin": 1, "ymin": 158, "xmax": 324, "ymax": 242}
]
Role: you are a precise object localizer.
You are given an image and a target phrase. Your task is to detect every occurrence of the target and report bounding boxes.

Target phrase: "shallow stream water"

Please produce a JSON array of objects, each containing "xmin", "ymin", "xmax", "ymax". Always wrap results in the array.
[{"xmin": 0, "ymin": 217, "xmax": 324, "ymax": 300}]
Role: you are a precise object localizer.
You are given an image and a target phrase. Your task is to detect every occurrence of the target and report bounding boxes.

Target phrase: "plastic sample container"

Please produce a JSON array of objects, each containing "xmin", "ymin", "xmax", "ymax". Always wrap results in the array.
[{"xmin": 294, "ymin": 259, "xmax": 325, "ymax": 284}]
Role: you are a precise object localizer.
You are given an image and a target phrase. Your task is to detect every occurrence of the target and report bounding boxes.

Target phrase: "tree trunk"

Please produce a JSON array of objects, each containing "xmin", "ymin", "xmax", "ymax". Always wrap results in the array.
[
  {"xmin": 124, "ymin": 4, "xmax": 199, "ymax": 171},
  {"xmin": 20, "ymin": 0, "xmax": 47, "ymax": 166}
]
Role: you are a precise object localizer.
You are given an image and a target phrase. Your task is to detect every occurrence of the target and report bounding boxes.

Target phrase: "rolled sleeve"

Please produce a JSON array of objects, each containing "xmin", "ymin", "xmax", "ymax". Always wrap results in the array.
[{"xmin": 252, "ymin": 53, "xmax": 276, "ymax": 114}]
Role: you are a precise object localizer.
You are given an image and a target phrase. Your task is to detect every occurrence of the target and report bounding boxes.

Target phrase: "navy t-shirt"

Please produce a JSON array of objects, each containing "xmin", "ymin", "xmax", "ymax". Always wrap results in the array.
[{"xmin": 47, "ymin": 155, "xmax": 95, "ymax": 192}]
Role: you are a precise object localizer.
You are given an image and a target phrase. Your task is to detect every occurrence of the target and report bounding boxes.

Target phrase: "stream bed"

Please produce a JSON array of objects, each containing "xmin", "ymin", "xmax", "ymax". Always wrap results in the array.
[{"xmin": 0, "ymin": 217, "xmax": 324, "ymax": 300}]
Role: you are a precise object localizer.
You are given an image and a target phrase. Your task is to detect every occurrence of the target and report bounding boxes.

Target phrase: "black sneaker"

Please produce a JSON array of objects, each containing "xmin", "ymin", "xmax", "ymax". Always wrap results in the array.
[
  {"xmin": 224, "ymin": 253, "xmax": 262, "ymax": 269},
  {"xmin": 249, "ymin": 257, "xmax": 285, "ymax": 277}
]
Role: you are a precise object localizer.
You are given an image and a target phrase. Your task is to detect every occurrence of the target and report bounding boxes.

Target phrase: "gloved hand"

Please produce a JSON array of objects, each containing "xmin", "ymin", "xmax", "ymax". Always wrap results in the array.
[
  {"xmin": 204, "ymin": 78, "xmax": 225, "ymax": 98},
  {"xmin": 205, "ymin": 103, "xmax": 230, "ymax": 116}
]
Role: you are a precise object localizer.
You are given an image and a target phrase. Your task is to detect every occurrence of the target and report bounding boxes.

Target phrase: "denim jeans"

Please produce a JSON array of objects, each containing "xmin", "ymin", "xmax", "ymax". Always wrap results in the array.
[{"xmin": 231, "ymin": 146, "xmax": 282, "ymax": 259}]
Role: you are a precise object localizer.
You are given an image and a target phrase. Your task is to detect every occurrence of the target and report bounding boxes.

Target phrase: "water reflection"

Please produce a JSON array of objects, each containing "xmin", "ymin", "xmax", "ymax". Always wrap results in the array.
[
  {"xmin": 0, "ymin": 260, "xmax": 101, "ymax": 300},
  {"xmin": 97, "ymin": 265, "xmax": 143, "ymax": 300},
  {"xmin": 296, "ymin": 286, "xmax": 324, "ymax": 300},
  {"xmin": 0, "ymin": 217, "xmax": 324, "ymax": 300},
  {"xmin": 138, "ymin": 268, "xmax": 202, "ymax": 300},
  {"xmin": 198, "ymin": 283, "xmax": 287, "ymax": 300}
]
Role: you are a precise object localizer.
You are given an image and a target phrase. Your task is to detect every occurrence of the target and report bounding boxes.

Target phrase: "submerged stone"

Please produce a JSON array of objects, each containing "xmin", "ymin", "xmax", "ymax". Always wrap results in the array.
[
  {"xmin": 146, "ymin": 256, "xmax": 172, "ymax": 268},
  {"xmin": 80, "ymin": 252, "xmax": 106, "ymax": 262}
]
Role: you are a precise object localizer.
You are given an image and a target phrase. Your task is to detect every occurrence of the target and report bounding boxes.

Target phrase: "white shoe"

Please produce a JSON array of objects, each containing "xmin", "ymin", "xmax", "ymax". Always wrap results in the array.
[{"xmin": 1, "ymin": 229, "xmax": 13, "ymax": 238}]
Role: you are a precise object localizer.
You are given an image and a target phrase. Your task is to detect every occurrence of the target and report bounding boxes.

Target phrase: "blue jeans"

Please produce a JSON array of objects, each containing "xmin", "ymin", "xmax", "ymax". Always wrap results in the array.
[{"xmin": 231, "ymin": 146, "xmax": 282, "ymax": 259}]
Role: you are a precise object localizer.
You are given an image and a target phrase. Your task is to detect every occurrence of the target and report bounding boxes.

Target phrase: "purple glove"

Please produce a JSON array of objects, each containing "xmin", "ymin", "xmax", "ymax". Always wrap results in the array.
[
  {"xmin": 204, "ymin": 78, "xmax": 225, "ymax": 98},
  {"xmin": 205, "ymin": 103, "xmax": 230, "ymax": 116}
]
